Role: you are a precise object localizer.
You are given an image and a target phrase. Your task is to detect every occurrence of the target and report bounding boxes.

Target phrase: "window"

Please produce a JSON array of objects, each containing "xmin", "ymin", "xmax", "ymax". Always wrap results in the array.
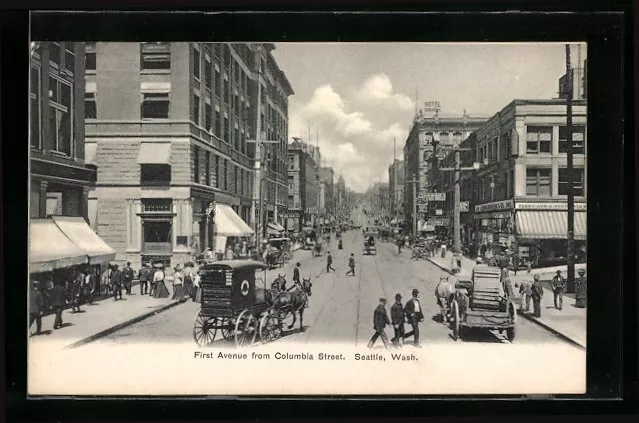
[
  {"xmin": 140, "ymin": 164, "xmax": 171, "ymax": 186},
  {"xmin": 224, "ymin": 116, "xmax": 229, "ymax": 142},
  {"xmin": 214, "ymin": 109, "xmax": 221, "ymax": 136},
  {"xmin": 215, "ymin": 156, "xmax": 220, "ymax": 188},
  {"xmin": 559, "ymin": 126, "xmax": 586, "ymax": 154},
  {"xmin": 224, "ymin": 75, "xmax": 229, "ymax": 104},
  {"xmin": 222, "ymin": 159, "xmax": 228, "ymax": 190},
  {"xmin": 143, "ymin": 221, "xmax": 172, "ymax": 243},
  {"xmin": 191, "ymin": 93, "xmax": 200, "ymax": 125},
  {"xmin": 85, "ymin": 92, "xmax": 97, "ymax": 119},
  {"xmin": 30, "ymin": 65, "xmax": 41, "ymax": 149},
  {"xmin": 64, "ymin": 44, "xmax": 75, "ymax": 72},
  {"xmin": 526, "ymin": 168, "xmax": 551, "ymax": 196},
  {"xmin": 205, "ymin": 102, "xmax": 212, "ymax": 131},
  {"xmin": 205, "ymin": 151, "xmax": 211, "ymax": 185},
  {"xmin": 234, "ymin": 93, "xmax": 240, "ymax": 116},
  {"xmin": 234, "ymin": 166, "xmax": 238, "ymax": 194},
  {"xmin": 48, "ymin": 76, "xmax": 72, "ymax": 155},
  {"xmin": 558, "ymin": 168, "xmax": 585, "ymax": 196},
  {"xmin": 204, "ymin": 58, "xmax": 212, "ymax": 89},
  {"xmin": 193, "ymin": 46, "xmax": 200, "ymax": 80},
  {"xmin": 214, "ymin": 67, "xmax": 221, "ymax": 97},
  {"xmin": 193, "ymin": 146, "xmax": 200, "ymax": 183},
  {"xmin": 234, "ymin": 127, "xmax": 239, "ymax": 150},
  {"xmin": 526, "ymin": 126, "xmax": 552, "ymax": 154},
  {"xmin": 85, "ymin": 43, "xmax": 96, "ymax": 70},
  {"xmin": 49, "ymin": 43, "xmax": 61, "ymax": 66},
  {"xmin": 140, "ymin": 42, "xmax": 171, "ymax": 70},
  {"xmin": 141, "ymin": 92, "xmax": 169, "ymax": 119}
]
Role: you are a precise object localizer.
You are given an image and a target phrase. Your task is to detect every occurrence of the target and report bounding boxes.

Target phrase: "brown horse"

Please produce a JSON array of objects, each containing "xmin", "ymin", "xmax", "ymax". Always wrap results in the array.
[{"xmin": 270, "ymin": 278, "xmax": 312, "ymax": 332}]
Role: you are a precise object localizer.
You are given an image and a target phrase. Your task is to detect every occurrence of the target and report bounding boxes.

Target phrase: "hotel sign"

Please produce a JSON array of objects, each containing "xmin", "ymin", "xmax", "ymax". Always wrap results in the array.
[
  {"xmin": 475, "ymin": 200, "xmax": 514, "ymax": 213},
  {"xmin": 515, "ymin": 202, "xmax": 587, "ymax": 211},
  {"xmin": 420, "ymin": 193, "xmax": 446, "ymax": 201}
]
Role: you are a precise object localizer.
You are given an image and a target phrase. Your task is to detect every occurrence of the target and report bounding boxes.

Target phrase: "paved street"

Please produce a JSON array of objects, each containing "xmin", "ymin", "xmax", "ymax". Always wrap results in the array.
[{"xmin": 94, "ymin": 229, "xmax": 578, "ymax": 349}]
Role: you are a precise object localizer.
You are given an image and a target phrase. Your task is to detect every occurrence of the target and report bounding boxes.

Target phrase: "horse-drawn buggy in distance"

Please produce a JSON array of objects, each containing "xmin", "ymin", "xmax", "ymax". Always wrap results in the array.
[
  {"xmin": 302, "ymin": 227, "xmax": 317, "ymax": 250},
  {"xmin": 363, "ymin": 232, "xmax": 377, "ymax": 255},
  {"xmin": 193, "ymin": 260, "xmax": 312, "ymax": 348},
  {"xmin": 379, "ymin": 227, "xmax": 391, "ymax": 243},
  {"xmin": 264, "ymin": 237, "xmax": 291, "ymax": 269},
  {"xmin": 436, "ymin": 265, "xmax": 517, "ymax": 342}
]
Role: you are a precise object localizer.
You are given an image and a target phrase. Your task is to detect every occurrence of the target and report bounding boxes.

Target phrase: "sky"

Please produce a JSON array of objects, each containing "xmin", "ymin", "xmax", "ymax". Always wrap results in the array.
[{"xmin": 271, "ymin": 43, "xmax": 586, "ymax": 193}]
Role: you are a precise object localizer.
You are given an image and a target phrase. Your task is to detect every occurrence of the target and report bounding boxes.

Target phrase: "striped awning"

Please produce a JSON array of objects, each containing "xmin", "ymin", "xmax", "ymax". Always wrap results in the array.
[{"xmin": 516, "ymin": 211, "xmax": 587, "ymax": 240}]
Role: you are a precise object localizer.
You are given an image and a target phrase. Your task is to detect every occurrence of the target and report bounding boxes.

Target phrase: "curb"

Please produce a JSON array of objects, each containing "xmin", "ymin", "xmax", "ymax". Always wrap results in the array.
[
  {"xmin": 426, "ymin": 257, "xmax": 586, "ymax": 350},
  {"xmin": 66, "ymin": 300, "xmax": 184, "ymax": 349}
]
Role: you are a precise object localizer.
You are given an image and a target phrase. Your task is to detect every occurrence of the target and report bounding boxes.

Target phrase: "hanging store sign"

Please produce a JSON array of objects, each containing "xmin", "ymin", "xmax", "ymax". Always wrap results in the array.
[
  {"xmin": 515, "ymin": 202, "xmax": 587, "ymax": 211},
  {"xmin": 475, "ymin": 199, "xmax": 514, "ymax": 213},
  {"xmin": 428, "ymin": 217, "xmax": 449, "ymax": 227},
  {"xmin": 420, "ymin": 193, "xmax": 446, "ymax": 201},
  {"xmin": 459, "ymin": 201, "xmax": 469, "ymax": 212}
]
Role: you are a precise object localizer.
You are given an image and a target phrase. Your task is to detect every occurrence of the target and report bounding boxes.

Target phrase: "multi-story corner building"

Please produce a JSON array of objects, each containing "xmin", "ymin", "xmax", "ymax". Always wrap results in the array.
[
  {"xmin": 437, "ymin": 98, "xmax": 587, "ymax": 267},
  {"xmin": 286, "ymin": 138, "xmax": 321, "ymax": 232},
  {"xmin": 29, "ymin": 42, "xmax": 115, "ymax": 279},
  {"xmin": 388, "ymin": 159, "xmax": 404, "ymax": 222},
  {"xmin": 319, "ymin": 166, "xmax": 335, "ymax": 218},
  {"xmin": 84, "ymin": 42, "xmax": 292, "ymax": 268},
  {"xmin": 403, "ymin": 103, "xmax": 487, "ymax": 233}
]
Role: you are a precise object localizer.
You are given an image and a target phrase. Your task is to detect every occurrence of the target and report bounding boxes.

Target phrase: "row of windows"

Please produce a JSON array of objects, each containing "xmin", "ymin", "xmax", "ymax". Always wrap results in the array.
[
  {"xmin": 526, "ymin": 168, "xmax": 585, "ymax": 197},
  {"xmin": 192, "ymin": 146, "xmax": 252, "ymax": 196},
  {"xmin": 30, "ymin": 64, "xmax": 74, "ymax": 155}
]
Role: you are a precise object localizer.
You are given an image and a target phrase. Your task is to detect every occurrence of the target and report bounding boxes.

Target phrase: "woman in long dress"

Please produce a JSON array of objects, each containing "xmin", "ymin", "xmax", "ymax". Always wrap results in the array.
[
  {"xmin": 152, "ymin": 264, "xmax": 170, "ymax": 298},
  {"xmin": 172, "ymin": 266, "xmax": 187, "ymax": 302}
]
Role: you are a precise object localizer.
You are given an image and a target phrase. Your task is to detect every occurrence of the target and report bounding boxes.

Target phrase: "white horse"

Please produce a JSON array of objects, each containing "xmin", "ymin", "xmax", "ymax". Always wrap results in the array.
[{"xmin": 434, "ymin": 276, "xmax": 456, "ymax": 324}]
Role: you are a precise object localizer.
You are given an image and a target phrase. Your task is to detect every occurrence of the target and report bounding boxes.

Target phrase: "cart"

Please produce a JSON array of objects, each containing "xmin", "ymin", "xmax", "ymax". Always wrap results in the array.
[
  {"xmin": 193, "ymin": 260, "xmax": 281, "ymax": 348},
  {"xmin": 363, "ymin": 232, "xmax": 377, "ymax": 255},
  {"xmin": 265, "ymin": 237, "xmax": 290, "ymax": 268},
  {"xmin": 450, "ymin": 265, "xmax": 517, "ymax": 342}
]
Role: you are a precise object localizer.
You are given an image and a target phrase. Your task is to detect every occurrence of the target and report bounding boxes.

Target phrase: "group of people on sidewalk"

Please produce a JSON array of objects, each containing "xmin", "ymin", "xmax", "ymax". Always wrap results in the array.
[{"xmin": 368, "ymin": 289, "xmax": 424, "ymax": 350}]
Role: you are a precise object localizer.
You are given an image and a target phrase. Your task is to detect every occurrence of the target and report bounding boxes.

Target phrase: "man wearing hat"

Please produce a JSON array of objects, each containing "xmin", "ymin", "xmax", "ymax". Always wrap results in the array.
[
  {"xmin": 404, "ymin": 289, "xmax": 424, "ymax": 347},
  {"xmin": 29, "ymin": 280, "xmax": 44, "ymax": 335},
  {"xmin": 551, "ymin": 270, "xmax": 566, "ymax": 310},
  {"xmin": 367, "ymin": 297, "xmax": 390, "ymax": 349},
  {"xmin": 575, "ymin": 268, "xmax": 587, "ymax": 308},
  {"xmin": 111, "ymin": 264, "xmax": 124, "ymax": 301},
  {"xmin": 122, "ymin": 262, "xmax": 134, "ymax": 295},
  {"xmin": 519, "ymin": 277, "xmax": 533, "ymax": 313},
  {"xmin": 138, "ymin": 262, "xmax": 150, "ymax": 296},
  {"xmin": 293, "ymin": 262, "xmax": 301, "ymax": 285},
  {"xmin": 390, "ymin": 293, "xmax": 405, "ymax": 347},
  {"xmin": 531, "ymin": 274, "xmax": 544, "ymax": 318}
]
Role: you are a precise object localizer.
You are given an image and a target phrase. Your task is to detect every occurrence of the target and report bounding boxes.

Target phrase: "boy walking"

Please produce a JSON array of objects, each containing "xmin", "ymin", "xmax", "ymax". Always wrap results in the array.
[
  {"xmin": 346, "ymin": 253, "xmax": 356, "ymax": 276},
  {"xmin": 326, "ymin": 252, "xmax": 335, "ymax": 273}
]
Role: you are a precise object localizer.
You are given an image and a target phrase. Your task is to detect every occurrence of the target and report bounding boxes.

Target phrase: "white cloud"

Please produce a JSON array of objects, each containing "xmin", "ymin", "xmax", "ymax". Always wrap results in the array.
[
  {"xmin": 359, "ymin": 73, "xmax": 414, "ymax": 110},
  {"xmin": 305, "ymin": 85, "xmax": 372, "ymax": 136}
]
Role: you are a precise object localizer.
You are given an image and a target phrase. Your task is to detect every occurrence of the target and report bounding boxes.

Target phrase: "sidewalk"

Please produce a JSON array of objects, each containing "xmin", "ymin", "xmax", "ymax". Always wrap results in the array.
[
  {"xmin": 28, "ymin": 286, "xmax": 184, "ymax": 349},
  {"xmin": 428, "ymin": 251, "xmax": 586, "ymax": 349}
]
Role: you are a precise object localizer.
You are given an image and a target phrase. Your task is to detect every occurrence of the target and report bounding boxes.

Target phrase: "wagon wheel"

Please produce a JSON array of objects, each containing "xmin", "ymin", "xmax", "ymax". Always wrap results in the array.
[
  {"xmin": 234, "ymin": 309, "xmax": 258, "ymax": 347},
  {"xmin": 451, "ymin": 300, "xmax": 461, "ymax": 341},
  {"xmin": 259, "ymin": 311, "xmax": 282, "ymax": 343},
  {"xmin": 219, "ymin": 317, "xmax": 234, "ymax": 341},
  {"xmin": 193, "ymin": 311, "xmax": 217, "ymax": 347}
]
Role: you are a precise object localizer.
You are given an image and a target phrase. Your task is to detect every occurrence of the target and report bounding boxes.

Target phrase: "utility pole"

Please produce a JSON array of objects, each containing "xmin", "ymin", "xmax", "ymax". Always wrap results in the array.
[{"xmin": 565, "ymin": 44, "xmax": 576, "ymax": 293}]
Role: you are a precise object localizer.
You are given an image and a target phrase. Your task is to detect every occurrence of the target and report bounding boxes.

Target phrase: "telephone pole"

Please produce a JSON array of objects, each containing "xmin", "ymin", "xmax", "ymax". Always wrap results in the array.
[
  {"xmin": 404, "ymin": 174, "xmax": 418, "ymax": 236},
  {"xmin": 565, "ymin": 44, "xmax": 576, "ymax": 293}
]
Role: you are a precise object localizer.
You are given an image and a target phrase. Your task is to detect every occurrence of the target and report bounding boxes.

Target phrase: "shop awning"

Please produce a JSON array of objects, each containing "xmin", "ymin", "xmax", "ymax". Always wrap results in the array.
[
  {"xmin": 215, "ymin": 204, "xmax": 254, "ymax": 237},
  {"xmin": 267, "ymin": 221, "xmax": 285, "ymax": 232},
  {"xmin": 52, "ymin": 216, "xmax": 116, "ymax": 264},
  {"xmin": 516, "ymin": 211, "xmax": 587, "ymax": 241},
  {"xmin": 30, "ymin": 219, "xmax": 88, "ymax": 273},
  {"xmin": 137, "ymin": 143, "xmax": 171, "ymax": 164}
]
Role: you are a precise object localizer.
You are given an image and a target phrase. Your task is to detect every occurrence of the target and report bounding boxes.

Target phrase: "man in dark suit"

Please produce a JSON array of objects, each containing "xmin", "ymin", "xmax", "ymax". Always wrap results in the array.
[
  {"xmin": 531, "ymin": 274, "xmax": 544, "ymax": 317},
  {"xmin": 390, "ymin": 293, "xmax": 405, "ymax": 347},
  {"xmin": 293, "ymin": 262, "xmax": 301, "ymax": 285},
  {"xmin": 29, "ymin": 281, "xmax": 44, "ymax": 335},
  {"xmin": 404, "ymin": 288, "xmax": 424, "ymax": 347},
  {"xmin": 111, "ymin": 265, "xmax": 124, "ymax": 301},
  {"xmin": 367, "ymin": 297, "xmax": 390, "ymax": 349},
  {"xmin": 138, "ymin": 263, "xmax": 150, "ymax": 295},
  {"xmin": 49, "ymin": 281, "xmax": 67, "ymax": 329},
  {"xmin": 122, "ymin": 262, "xmax": 134, "ymax": 295}
]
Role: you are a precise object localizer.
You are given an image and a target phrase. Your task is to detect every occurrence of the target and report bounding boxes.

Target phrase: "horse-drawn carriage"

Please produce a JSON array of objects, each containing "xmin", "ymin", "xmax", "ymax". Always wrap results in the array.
[
  {"xmin": 313, "ymin": 240, "xmax": 323, "ymax": 257},
  {"xmin": 363, "ymin": 232, "xmax": 377, "ymax": 255},
  {"xmin": 302, "ymin": 227, "xmax": 317, "ymax": 250},
  {"xmin": 380, "ymin": 228, "xmax": 391, "ymax": 243},
  {"xmin": 444, "ymin": 265, "xmax": 517, "ymax": 342},
  {"xmin": 193, "ymin": 260, "xmax": 312, "ymax": 348},
  {"xmin": 264, "ymin": 237, "xmax": 290, "ymax": 269}
]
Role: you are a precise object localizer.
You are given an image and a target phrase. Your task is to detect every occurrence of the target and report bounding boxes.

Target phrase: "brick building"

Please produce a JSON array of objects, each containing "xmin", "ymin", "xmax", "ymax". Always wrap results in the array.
[
  {"xmin": 84, "ymin": 42, "xmax": 292, "ymax": 268},
  {"xmin": 403, "ymin": 103, "xmax": 487, "ymax": 233},
  {"xmin": 286, "ymin": 138, "xmax": 320, "ymax": 232}
]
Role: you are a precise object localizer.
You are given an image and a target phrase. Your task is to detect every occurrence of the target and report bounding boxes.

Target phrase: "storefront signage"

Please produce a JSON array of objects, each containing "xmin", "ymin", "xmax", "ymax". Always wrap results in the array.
[
  {"xmin": 428, "ymin": 217, "xmax": 449, "ymax": 227},
  {"xmin": 420, "ymin": 193, "xmax": 446, "ymax": 201},
  {"xmin": 515, "ymin": 202, "xmax": 587, "ymax": 211},
  {"xmin": 459, "ymin": 201, "xmax": 469, "ymax": 212},
  {"xmin": 475, "ymin": 200, "xmax": 514, "ymax": 213}
]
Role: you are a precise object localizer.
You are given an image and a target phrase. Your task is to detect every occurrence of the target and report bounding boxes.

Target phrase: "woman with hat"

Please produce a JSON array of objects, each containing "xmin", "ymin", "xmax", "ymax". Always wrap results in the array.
[
  {"xmin": 575, "ymin": 268, "xmax": 587, "ymax": 308},
  {"xmin": 152, "ymin": 262, "xmax": 170, "ymax": 298},
  {"xmin": 171, "ymin": 264, "xmax": 187, "ymax": 302}
]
